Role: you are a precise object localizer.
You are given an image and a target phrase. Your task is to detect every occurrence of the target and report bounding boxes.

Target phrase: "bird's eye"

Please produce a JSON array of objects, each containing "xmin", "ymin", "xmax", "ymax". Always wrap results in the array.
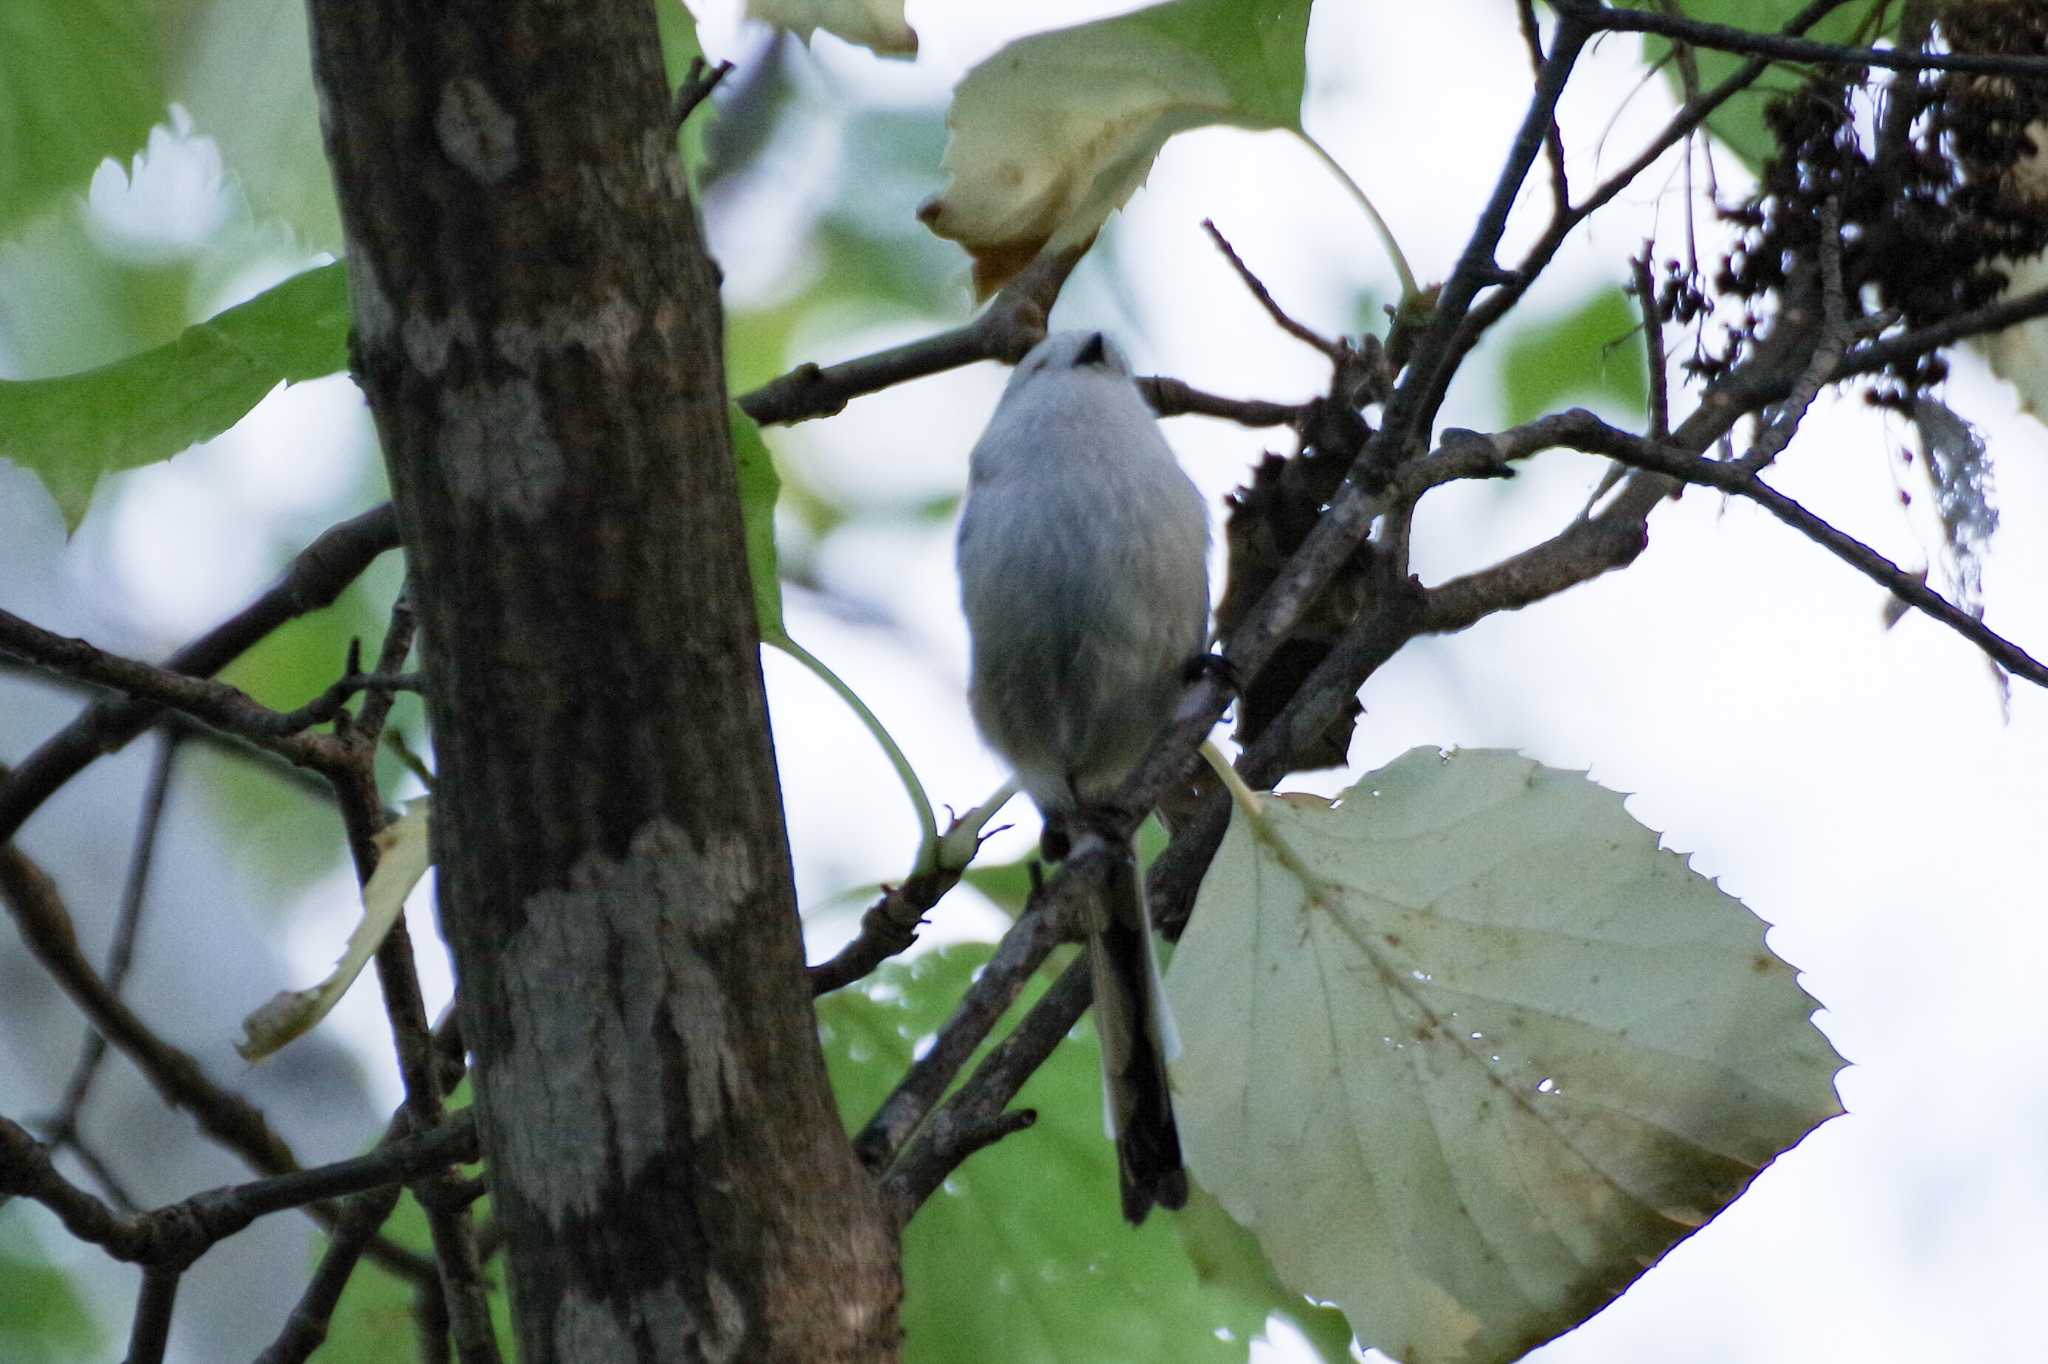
[{"xmin": 1073, "ymin": 333, "xmax": 1108, "ymax": 367}]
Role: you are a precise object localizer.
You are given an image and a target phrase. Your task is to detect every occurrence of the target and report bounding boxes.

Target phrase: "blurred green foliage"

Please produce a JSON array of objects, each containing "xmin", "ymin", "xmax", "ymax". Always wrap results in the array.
[
  {"xmin": 1500, "ymin": 286, "xmax": 1649, "ymax": 427},
  {"xmin": 1619, "ymin": 0, "xmax": 1897, "ymax": 173},
  {"xmin": 820, "ymin": 944, "xmax": 1321, "ymax": 1363},
  {"xmin": 0, "ymin": 1212, "xmax": 102, "ymax": 1362},
  {"xmin": 0, "ymin": 1, "xmax": 162, "ymax": 239},
  {"xmin": 316, "ymin": 1093, "xmax": 510, "ymax": 1362}
]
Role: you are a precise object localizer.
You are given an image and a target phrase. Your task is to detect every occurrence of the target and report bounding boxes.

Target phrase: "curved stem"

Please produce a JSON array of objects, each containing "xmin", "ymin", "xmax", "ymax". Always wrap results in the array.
[
  {"xmin": 768, "ymin": 631, "xmax": 940, "ymax": 873},
  {"xmin": 1296, "ymin": 131, "xmax": 1419, "ymax": 302}
]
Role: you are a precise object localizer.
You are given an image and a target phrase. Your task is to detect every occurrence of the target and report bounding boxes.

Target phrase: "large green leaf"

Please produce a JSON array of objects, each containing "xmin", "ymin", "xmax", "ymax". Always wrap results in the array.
[
  {"xmin": 1169, "ymin": 748, "xmax": 1844, "ymax": 1364},
  {"xmin": 918, "ymin": 0, "xmax": 1315, "ymax": 296},
  {"xmin": 820, "ymin": 946, "xmax": 1289, "ymax": 1363},
  {"xmin": 1619, "ymin": 0, "xmax": 1896, "ymax": 172},
  {"xmin": 0, "ymin": 262, "xmax": 349, "ymax": 527},
  {"xmin": 0, "ymin": 0, "xmax": 164, "ymax": 238}
]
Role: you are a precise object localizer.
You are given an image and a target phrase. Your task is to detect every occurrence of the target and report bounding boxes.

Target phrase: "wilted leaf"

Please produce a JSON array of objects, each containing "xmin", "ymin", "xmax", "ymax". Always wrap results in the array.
[
  {"xmin": 1168, "ymin": 747, "xmax": 1844, "ymax": 1364},
  {"xmin": 238, "ymin": 798, "xmax": 432, "ymax": 1061},
  {"xmin": 918, "ymin": 0, "xmax": 1314, "ymax": 297},
  {"xmin": 1975, "ymin": 248, "xmax": 2048, "ymax": 423},
  {"xmin": 0, "ymin": 262, "xmax": 348, "ymax": 528},
  {"xmin": 1911, "ymin": 398, "xmax": 1997, "ymax": 617},
  {"xmin": 747, "ymin": 0, "xmax": 916, "ymax": 58}
]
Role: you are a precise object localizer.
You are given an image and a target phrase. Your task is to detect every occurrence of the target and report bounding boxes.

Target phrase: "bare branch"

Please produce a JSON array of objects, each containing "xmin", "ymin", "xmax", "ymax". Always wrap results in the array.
[
  {"xmin": 0, "ymin": 606, "xmax": 348, "ymax": 763},
  {"xmin": 1202, "ymin": 219, "xmax": 1345, "ymax": 359},
  {"xmin": 126, "ymin": 1268, "xmax": 181, "ymax": 1364},
  {"xmin": 880, "ymin": 1105, "xmax": 1037, "ymax": 1228},
  {"xmin": 0, "ymin": 501, "xmax": 401, "ymax": 846},
  {"xmin": 318, "ymin": 602, "xmax": 500, "ymax": 1364},
  {"xmin": 1137, "ymin": 377, "xmax": 1307, "ymax": 427},
  {"xmin": 1739, "ymin": 199, "xmax": 1861, "ymax": 474},
  {"xmin": 1460, "ymin": 409, "xmax": 2048, "ymax": 685},
  {"xmin": 736, "ymin": 248, "xmax": 1081, "ymax": 426},
  {"xmin": 670, "ymin": 56, "xmax": 733, "ymax": 134},
  {"xmin": 1455, "ymin": 0, "xmax": 1861, "ymax": 381},
  {"xmin": 1515, "ymin": 0, "xmax": 1571, "ymax": 215},
  {"xmin": 809, "ymin": 802, "xmax": 998, "ymax": 996},
  {"xmin": 43, "ymin": 733, "xmax": 181, "ymax": 1162},
  {"xmin": 1558, "ymin": 0, "xmax": 2048, "ymax": 78},
  {"xmin": 255, "ymin": 1181, "xmax": 408, "ymax": 1364},
  {"xmin": 0, "ymin": 1109, "xmax": 477, "ymax": 1265},
  {"xmin": 852, "ymin": 897, "xmax": 1067, "ymax": 1172},
  {"xmin": 1632, "ymin": 248, "xmax": 1669, "ymax": 441},
  {"xmin": 0, "ymin": 839, "xmax": 438, "ymax": 1283},
  {"xmin": 1841, "ymin": 284, "xmax": 2048, "ymax": 380},
  {"xmin": 882, "ymin": 954, "xmax": 1090, "ymax": 1217}
]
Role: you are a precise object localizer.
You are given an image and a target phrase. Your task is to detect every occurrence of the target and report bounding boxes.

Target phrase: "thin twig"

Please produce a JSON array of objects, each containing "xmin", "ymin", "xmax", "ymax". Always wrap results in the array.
[
  {"xmin": 671, "ymin": 56, "xmax": 734, "ymax": 134},
  {"xmin": 1516, "ymin": 0, "xmax": 1571, "ymax": 215},
  {"xmin": 1202, "ymin": 220, "xmax": 1344, "ymax": 359},
  {"xmin": 1557, "ymin": 0, "xmax": 2048, "ymax": 77},
  {"xmin": 1633, "ymin": 247, "xmax": 1669, "ymax": 441},
  {"xmin": 1136, "ymin": 377, "xmax": 1307, "ymax": 427},
  {"xmin": 851, "ymin": 899, "xmax": 1068, "ymax": 1172},
  {"xmin": 255, "ymin": 1180, "xmax": 408, "ymax": 1364},
  {"xmin": 0, "ymin": 840, "xmax": 437, "ymax": 1283},
  {"xmin": 126, "ymin": 1268, "xmax": 181, "ymax": 1364},
  {"xmin": 1463, "ymin": 408, "xmax": 2048, "ymax": 684},
  {"xmin": 257, "ymin": 1014, "xmax": 470, "ymax": 1364},
  {"xmin": 1740, "ymin": 199, "xmax": 1848, "ymax": 473},
  {"xmin": 270, "ymin": 670, "xmax": 425, "ymax": 738},
  {"xmin": 736, "ymin": 247, "xmax": 1081, "ymax": 425},
  {"xmin": 60, "ymin": 1133, "xmax": 140, "ymax": 1214},
  {"xmin": 323, "ymin": 601, "xmax": 501, "ymax": 1364},
  {"xmin": 1842, "ymin": 283, "xmax": 2048, "ymax": 379},
  {"xmin": 806, "ymin": 880, "xmax": 937, "ymax": 997},
  {"xmin": 880, "ymin": 1107, "xmax": 1036, "ymax": 1227},
  {"xmin": 0, "ymin": 606, "xmax": 346, "ymax": 761},
  {"xmin": 1453, "ymin": 0, "xmax": 1860, "ymax": 387},
  {"xmin": 45, "ymin": 733, "xmax": 181, "ymax": 1157},
  {"xmin": 0, "ymin": 501, "xmax": 402, "ymax": 846},
  {"xmin": 0, "ymin": 1110, "xmax": 477, "ymax": 1264}
]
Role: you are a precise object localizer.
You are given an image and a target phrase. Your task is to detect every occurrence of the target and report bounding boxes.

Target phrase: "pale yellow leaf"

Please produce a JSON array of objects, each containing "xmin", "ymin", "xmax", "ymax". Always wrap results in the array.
[
  {"xmin": 918, "ymin": 0, "xmax": 1312, "ymax": 297},
  {"xmin": 237, "ymin": 798, "xmax": 433, "ymax": 1061},
  {"xmin": 746, "ymin": 0, "xmax": 916, "ymax": 59}
]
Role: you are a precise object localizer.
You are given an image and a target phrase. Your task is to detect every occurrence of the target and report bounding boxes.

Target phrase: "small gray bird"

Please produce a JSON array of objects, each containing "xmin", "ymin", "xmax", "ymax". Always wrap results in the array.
[{"xmin": 956, "ymin": 330, "xmax": 1210, "ymax": 1223}]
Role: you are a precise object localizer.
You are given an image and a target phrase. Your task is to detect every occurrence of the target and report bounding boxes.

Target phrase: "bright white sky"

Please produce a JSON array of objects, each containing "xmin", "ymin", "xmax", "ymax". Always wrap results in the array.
[{"xmin": 7, "ymin": 1, "xmax": 2044, "ymax": 1361}]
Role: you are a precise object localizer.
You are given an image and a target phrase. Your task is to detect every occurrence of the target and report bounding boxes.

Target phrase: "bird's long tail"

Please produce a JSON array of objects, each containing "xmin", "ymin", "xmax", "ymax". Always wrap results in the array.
[{"xmin": 1090, "ymin": 842, "xmax": 1188, "ymax": 1225}]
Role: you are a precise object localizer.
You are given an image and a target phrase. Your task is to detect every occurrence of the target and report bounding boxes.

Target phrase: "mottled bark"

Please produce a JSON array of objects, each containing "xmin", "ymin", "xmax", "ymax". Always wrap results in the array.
[{"xmin": 300, "ymin": 3, "xmax": 900, "ymax": 1359}]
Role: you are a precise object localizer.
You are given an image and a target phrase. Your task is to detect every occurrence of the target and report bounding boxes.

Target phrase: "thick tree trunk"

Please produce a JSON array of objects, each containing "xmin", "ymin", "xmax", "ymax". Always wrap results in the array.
[{"xmin": 301, "ymin": 3, "xmax": 901, "ymax": 1359}]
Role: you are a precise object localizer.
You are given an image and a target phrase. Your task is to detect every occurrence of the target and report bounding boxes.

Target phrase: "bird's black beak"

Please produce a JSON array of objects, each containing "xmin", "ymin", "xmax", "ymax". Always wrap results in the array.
[{"xmin": 1074, "ymin": 332, "xmax": 1107, "ymax": 367}]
